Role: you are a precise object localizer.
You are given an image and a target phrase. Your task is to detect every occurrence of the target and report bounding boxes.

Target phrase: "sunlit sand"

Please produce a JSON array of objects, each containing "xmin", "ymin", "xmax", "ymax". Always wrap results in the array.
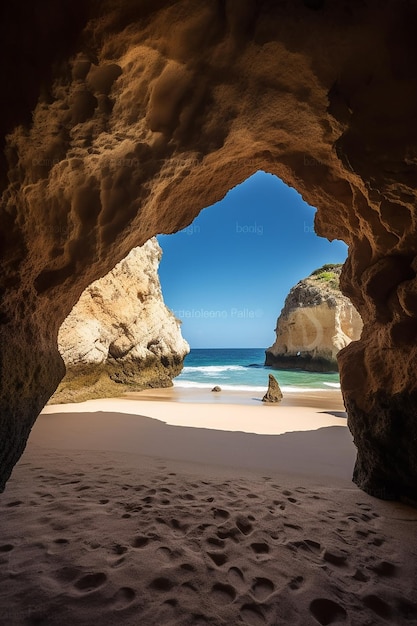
[{"xmin": 1, "ymin": 388, "xmax": 417, "ymax": 624}]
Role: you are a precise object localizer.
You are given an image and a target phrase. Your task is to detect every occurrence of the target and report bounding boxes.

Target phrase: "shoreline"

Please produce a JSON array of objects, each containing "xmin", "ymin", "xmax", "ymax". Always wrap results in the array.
[
  {"xmin": 42, "ymin": 387, "xmax": 347, "ymax": 437},
  {"xmin": 127, "ymin": 384, "xmax": 346, "ymax": 410}
]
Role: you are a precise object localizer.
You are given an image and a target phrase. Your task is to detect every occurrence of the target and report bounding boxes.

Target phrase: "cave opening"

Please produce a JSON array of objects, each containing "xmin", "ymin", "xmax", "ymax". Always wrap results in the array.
[
  {"xmin": 52, "ymin": 169, "xmax": 355, "ymax": 404},
  {"xmin": 157, "ymin": 170, "xmax": 353, "ymax": 393},
  {"xmin": 1, "ymin": 0, "xmax": 417, "ymax": 507}
]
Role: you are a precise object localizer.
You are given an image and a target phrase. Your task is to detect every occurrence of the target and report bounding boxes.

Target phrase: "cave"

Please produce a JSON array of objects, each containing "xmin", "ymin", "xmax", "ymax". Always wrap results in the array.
[{"xmin": 1, "ymin": 0, "xmax": 417, "ymax": 504}]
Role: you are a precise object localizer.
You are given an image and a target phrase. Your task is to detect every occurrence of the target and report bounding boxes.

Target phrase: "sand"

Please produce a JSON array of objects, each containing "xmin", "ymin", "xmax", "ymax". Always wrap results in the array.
[{"xmin": 1, "ymin": 389, "xmax": 417, "ymax": 625}]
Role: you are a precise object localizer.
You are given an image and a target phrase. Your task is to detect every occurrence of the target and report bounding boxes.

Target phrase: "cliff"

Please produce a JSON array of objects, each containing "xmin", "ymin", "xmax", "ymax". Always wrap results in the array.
[
  {"xmin": 52, "ymin": 238, "xmax": 189, "ymax": 403},
  {"xmin": 265, "ymin": 265, "xmax": 362, "ymax": 372}
]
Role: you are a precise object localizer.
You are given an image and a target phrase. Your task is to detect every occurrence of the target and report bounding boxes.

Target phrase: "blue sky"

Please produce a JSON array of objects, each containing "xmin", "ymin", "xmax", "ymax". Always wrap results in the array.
[{"xmin": 157, "ymin": 171, "xmax": 347, "ymax": 348}]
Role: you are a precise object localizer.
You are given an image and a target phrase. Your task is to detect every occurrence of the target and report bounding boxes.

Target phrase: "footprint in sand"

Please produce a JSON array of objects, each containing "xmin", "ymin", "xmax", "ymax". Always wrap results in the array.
[
  {"xmin": 170, "ymin": 518, "xmax": 189, "ymax": 534},
  {"xmin": 240, "ymin": 602, "xmax": 266, "ymax": 625},
  {"xmin": 55, "ymin": 566, "xmax": 82, "ymax": 583},
  {"xmin": 217, "ymin": 527, "xmax": 241, "ymax": 542},
  {"xmin": 131, "ymin": 536, "xmax": 149, "ymax": 549},
  {"xmin": 211, "ymin": 583, "xmax": 237, "ymax": 604},
  {"xmin": 207, "ymin": 551, "xmax": 228, "ymax": 566},
  {"xmin": 149, "ymin": 576, "xmax": 175, "ymax": 592},
  {"xmin": 369, "ymin": 560, "xmax": 397, "ymax": 577},
  {"xmin": 288, "ymin": 575, "xmax": 304, "ymax": 590},
  {"xmin": 6, "ymin": 500, "xmax": 23, "ymax": 507},
  {"xmin": 309, "ymin": 598, "xmax": 347, "ymax": 624},
  {"xmin": 283, "ymin": 522, "xmax": 302, "ymax": 531},
  {"xmin": 213, "ymin": 508, "xmax": 230, "ymax": 520},
  {"xmin": 352, "ymin": 569, "xmax": 369, "ymax": 582},
  {"xmin": 156, "ymin": 546, "xmax": 175, "ymax": 562},
  {"xmin": 0, "ymin": 544, "xmax": 14, "ymax": 553},
  {"xmin": 228, "ymin": 566, "xmax": 246, "ymax": 589},
  {"xmin": 179, "ymin": 563, "xmax": 195, "ymax": 572},
  {"xmin": 178, "ymin": 581, "xmax": 199, "ymax": 602},
  {"xmin": 363, "ymin": 594, "xmax": 392, "ymax": 620},
  {"xmin": 356, "ymin": 502, "xmax": 372, "ymax": 511},
  {"xmin": 189, "ymin": 612, "xmax": 210, "ymax": 625},
  {"xmin": 251, "ymin": 577, "xmax": 275, "ymax": 601},
  {"xmin": 250, "ymin": 542, "xmax": 270, "ymax": 555},
  {"xmin": 235, "ymin": 516, "xmax": 253, "ymax": 536},
  {"xmin": 396, "ymin": 597, "xmax": 417, "ymax": 620},
  {"xmin": 322, "ymin": 548, "xmax": 348, "ymax": 567},
  {"xmin": 181, "ymin": 493, "xmax": 196, "ymax": 501},
  {"xmin": 112, "ymin": 587, "xmax": 136, "ymax": 610},
  {"xmin": 206, "ymin": 536, "xmax": 225, "ymax": 548},
  {"xmin": 370, "ymin": 536, "xmax": 385, "ymax": 547},
  {"xmin": 74, "ymin": 572, "xmax": 107, "ymax": 592}
]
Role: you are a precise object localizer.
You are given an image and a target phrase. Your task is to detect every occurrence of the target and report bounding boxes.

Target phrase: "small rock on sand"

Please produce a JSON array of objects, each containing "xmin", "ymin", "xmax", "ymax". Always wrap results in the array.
[{"xmin": 262, "ymin": 374, "xmax": 283, "ymax": 403}]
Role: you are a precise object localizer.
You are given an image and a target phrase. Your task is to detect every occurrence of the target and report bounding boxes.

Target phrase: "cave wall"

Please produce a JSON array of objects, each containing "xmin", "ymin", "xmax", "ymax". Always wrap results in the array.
[{"xmin": 1, "ymin": 0, "xmax": 417, "ymax": 499}]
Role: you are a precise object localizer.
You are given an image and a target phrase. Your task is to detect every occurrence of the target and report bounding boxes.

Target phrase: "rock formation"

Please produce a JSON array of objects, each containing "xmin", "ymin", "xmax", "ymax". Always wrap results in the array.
[
  {"xmin": 52, "ymin": 238, "xmax": 189, "ymax": 403},
  {"xmin": 1, "ymin": 1, "xmax": 417, "ymax": 502},
  {"xmin": 266, "ymin": 265, "xmax": 363, "ymax": 372},
  {"xmin": 262, "ymin": 374, "xmax": 283, "ymax": 404}
]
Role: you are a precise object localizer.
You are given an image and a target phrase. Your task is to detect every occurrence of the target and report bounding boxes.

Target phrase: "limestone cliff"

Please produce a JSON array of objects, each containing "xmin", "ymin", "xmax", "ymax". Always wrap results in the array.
[
  {"xmin": 266, "ymin": 265, "xmax": 362, "ymax": 372},
  {"xmin": 52, "ymin": 238, "xmax": 189, "ymax": 403}
]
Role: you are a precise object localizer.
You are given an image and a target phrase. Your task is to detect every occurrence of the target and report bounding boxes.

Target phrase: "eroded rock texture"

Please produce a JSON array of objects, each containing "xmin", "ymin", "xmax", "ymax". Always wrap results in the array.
[
  {"xmin": 262, "ymin": 374, "xmax": 283, "ymax": 404},
  {"xmin": 53, "ymin": 238, "xmax": 189, "ymax": 403},
  {"xmin": 1, "ymin": 0, "xmax": 417, "ymax": 499},
  {"xmin": 265, "ymin": 265, "xmax": 363, "ymax": 372}
]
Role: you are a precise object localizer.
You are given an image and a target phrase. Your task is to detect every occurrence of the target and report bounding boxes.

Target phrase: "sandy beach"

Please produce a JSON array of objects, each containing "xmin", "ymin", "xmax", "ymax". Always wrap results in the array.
[{"xmin": 1, "ymin": 389, "xmax": 417, "ymax": 625}]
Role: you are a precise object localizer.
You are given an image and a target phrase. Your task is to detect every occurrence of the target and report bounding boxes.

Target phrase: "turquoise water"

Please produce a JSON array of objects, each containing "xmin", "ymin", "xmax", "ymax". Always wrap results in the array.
[{"xmin": 174, "ymin": 348, "xmax": 340, "ymax": 392}]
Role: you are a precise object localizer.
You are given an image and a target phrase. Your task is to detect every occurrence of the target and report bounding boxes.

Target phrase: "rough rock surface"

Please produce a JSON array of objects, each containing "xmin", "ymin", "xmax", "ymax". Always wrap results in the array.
[
  {"xmin": 1, "ymin": 1, "xmax": 417, "ymax": 501},
  {"xmin": 262, "ymin": 374, "xmax": 283, "ymax": 404},
  {"xmin": 265, "ymin": 265, "xmax": 363, "ymax": 372},
  {"xmin": 52, "ymin": 238, "xmax": 189, "ymax": 403}
]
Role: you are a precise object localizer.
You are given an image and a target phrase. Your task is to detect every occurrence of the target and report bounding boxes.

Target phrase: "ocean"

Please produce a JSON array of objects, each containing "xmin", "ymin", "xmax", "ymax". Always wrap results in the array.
[{"xmin": 174, "ymin": 348, "xmax": 341, "ymax": 393}]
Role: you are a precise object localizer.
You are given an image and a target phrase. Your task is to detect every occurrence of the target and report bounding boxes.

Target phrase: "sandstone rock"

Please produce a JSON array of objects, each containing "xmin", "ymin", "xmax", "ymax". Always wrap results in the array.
[
  {"xmin": 265, "ymin": 265, "xmax": 363, "ymax": 372},
  {"xmin": 1, "ymin": 1, "xmax": 417, "ymax": 501},
  {"xmin": 262, "ymin": 375, "xmax": 283, "ymax": 404},
  {"xmin": 52, "ymin": 238, "xmax": 189, "ymax": 403}
]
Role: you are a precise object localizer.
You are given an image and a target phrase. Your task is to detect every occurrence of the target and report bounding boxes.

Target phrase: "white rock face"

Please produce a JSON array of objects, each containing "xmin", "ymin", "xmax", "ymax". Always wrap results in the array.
[
  {"xmin": 53, "ymin": 238, "xmax": 189, "ymax": 402},
  {"xmin": 265, "ymin": 266, "xmax": 363, "ymax": 372}
]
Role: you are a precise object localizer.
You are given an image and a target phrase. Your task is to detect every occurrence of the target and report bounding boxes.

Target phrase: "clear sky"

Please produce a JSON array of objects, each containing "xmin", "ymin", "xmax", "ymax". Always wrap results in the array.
[{"xmin": 157, "ymin": 171, "xmax": 347, "ymax": 349}]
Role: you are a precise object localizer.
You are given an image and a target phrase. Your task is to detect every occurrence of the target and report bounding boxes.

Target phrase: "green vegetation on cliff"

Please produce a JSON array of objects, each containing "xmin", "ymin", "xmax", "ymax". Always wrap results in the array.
[{"xmin": 310, "ymin": 263, "xmax": 343, "ymax": 289}]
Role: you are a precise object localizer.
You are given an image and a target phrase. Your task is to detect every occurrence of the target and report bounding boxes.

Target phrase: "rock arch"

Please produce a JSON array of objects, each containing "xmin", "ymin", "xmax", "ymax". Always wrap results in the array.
[{"xmin": 1, "ymin": 0, "xmax": 417, "ymax": 501}]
